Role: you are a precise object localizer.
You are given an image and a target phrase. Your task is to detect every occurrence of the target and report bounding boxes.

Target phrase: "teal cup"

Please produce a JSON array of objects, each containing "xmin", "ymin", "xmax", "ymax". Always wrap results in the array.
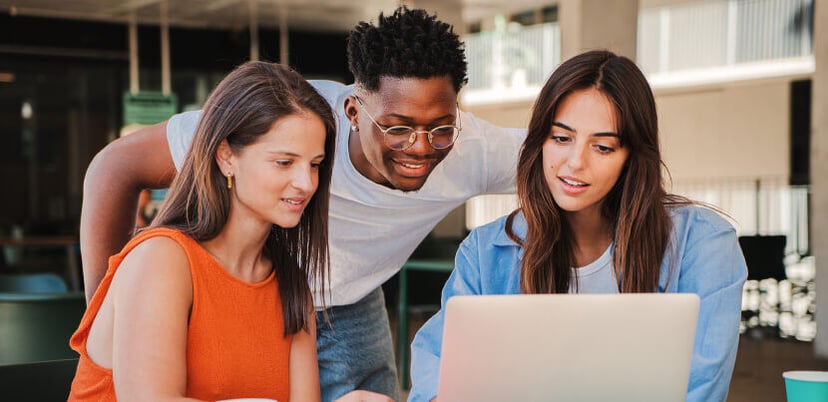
[{"xmin": 783, "ymin": 371, "xmax": 828, "ymax": 402}]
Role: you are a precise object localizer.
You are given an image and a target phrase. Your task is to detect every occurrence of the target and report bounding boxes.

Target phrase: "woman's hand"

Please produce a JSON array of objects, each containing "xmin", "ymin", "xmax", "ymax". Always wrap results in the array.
[{"xmin": 334, "ymin": 390, "xmax": 394, "ymax": 402}]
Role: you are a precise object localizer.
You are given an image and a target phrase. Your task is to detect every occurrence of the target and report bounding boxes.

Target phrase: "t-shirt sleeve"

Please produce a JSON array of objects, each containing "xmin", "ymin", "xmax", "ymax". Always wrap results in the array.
[
  {"xmin": 460, "ymin": 111, "xmax": 526, "ymax": 194},
  {"xmin": 166, "ymin": 110, "xmax": 202, "ymax": 172},
  {"xmin": 487, "ymin": 125, "xmax": 525, "ymax": 194}
]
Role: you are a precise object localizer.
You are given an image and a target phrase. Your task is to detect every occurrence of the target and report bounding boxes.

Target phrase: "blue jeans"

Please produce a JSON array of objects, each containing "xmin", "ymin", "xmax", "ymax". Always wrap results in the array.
[{"xmin": 316, "ymin": 287, "xmax": 399, "ymax": 402}]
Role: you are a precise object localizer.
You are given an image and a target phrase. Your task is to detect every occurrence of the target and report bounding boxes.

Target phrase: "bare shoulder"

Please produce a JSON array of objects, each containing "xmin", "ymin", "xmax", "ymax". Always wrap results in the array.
[{"xmin": 112, "ymin": 235, "xmax": 193, "ymax": 303}]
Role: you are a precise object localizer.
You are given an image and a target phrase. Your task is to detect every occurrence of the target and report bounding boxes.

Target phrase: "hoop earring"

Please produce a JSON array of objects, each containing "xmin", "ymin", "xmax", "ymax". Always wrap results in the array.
[{"xmin": 226, "ymin": 174, "xmax": 233, "ymax": 189}]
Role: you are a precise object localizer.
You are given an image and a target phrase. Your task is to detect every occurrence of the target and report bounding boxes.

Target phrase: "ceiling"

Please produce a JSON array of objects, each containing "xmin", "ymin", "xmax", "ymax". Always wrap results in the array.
[{"xmin": 0, "ymin": 0, "xmax": 553, "ymax": 33}]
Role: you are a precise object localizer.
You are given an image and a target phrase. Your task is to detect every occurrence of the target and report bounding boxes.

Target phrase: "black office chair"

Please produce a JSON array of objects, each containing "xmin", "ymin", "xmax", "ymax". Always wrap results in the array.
[
  {"xmin": 738, "ymin": 235, "xmax": 787, "ymax": 338},
  {"xmin": 0, "ymin": 358, "xmax": 78, "ymax": 401},
  {"xmin": 738, "ymin": 235, "xmax": 787, "ymax": 281},
  {"xmin": 0, "ymin": 292, "xmax": 85, "ymax": 365}
]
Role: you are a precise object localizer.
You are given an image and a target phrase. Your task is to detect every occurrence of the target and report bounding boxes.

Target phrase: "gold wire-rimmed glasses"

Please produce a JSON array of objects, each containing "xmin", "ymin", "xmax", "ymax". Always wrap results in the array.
[{"xmin": 353, "ymin": 95, "xmax": 462, "ymax": 151}]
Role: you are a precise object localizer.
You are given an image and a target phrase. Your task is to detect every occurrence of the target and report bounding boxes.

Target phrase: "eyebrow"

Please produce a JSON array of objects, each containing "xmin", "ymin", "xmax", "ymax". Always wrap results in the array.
[
  {"xmin": 383, "ymin": 112, "xmax": 457, "ymax": 126},
  {"xmin": 267, "ymin": 151, "xmax": 326, "ymax": 159},
  {"xmin": 552, "ymin": 121, "xmax": 620, "ymax": 138}
]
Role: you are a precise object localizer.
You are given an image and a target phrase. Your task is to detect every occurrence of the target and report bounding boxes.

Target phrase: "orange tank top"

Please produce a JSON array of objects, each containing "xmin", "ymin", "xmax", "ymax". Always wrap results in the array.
[{"xmin": 69, "ymin": 227, "xmax": 292, "ymax": 401}]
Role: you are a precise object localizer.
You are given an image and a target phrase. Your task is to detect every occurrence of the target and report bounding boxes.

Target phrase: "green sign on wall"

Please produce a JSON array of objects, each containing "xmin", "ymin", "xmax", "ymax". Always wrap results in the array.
[{"xmin": 122, "ymin": 91, "xmax": 178, "ymax": 126}]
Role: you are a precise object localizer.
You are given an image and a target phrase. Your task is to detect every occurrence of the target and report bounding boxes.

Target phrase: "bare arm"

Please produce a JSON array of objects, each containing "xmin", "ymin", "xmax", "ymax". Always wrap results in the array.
[
  {"xmin": 288, "ymin": 305, "xmax": 321, "ymax": 402},
  {"xmin": 80, "ymin": 121, "xmax": 176, "ymax": 302},
  {"xmin": 111, "ymin": 237, "xmax": 199, "ymax": 401}
]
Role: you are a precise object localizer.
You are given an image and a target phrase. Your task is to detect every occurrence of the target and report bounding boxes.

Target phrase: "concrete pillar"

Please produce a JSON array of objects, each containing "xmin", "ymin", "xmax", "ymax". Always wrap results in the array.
[
  {"xmin": 812, "ymin": 0, "xmax": 828, "ymax": 357},
  {"xmin": 558, "ymin": 0, "xmax": 639, "ymax": 60}
]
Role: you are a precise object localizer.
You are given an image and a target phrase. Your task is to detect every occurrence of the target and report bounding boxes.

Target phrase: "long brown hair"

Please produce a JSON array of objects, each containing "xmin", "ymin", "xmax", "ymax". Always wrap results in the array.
[
  {"xmin": 506, "ymin": 50, "xmax": 689, "ymax": 294},
  {"xmin": 151, "ymin": 61, "xmax": 336, "ymax": 335}
]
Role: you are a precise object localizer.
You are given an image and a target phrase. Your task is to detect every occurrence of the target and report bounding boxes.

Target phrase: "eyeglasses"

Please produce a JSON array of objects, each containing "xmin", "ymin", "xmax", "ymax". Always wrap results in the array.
[{"xmin": 353, "ymin": 95, "xmax": 462, "ymax": 151}]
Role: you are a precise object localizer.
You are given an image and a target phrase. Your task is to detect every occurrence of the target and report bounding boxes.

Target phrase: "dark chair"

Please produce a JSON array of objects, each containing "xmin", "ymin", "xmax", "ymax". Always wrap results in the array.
[
  {"xmin": 395, "ymin": 236, "xmax": 460, "ymax": 389},
  {"xmin": 0, "ymin": 292, "xmax": 85, "ymax": 365},
  {"xmin": 738, "ymin": 235, "xmax": 787, "ymax": 339},
  {"xmin": 738, "ymin": 235, "xmax": 787, "ymax": 281},
  {"xmin": 0, "ymin": 273, "xmax": 68, "ymax": 293},
  {"xmin": 0, "ymin": 358, "xmax": 78, "ymax": 401}
]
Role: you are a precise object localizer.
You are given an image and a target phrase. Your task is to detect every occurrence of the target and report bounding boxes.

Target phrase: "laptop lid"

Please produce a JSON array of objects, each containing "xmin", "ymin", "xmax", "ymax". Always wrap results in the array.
[{"xmin": 436, "ymin": 293, "xmax": 700, "ymax": 402}]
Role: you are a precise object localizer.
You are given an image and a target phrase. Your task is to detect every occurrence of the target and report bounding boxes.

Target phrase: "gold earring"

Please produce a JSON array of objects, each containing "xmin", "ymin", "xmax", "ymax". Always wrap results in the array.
[{"xmin": 226, "ymin": 174, "xmax": 233, "ymax": 189}]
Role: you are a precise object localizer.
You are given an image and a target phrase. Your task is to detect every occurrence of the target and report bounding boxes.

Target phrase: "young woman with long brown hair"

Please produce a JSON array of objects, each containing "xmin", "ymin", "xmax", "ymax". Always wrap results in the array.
[
  {"xmin": 68, "ymin": 61, "xmax": 336, "ymax": 401},
  {"xmin": 410, "ymin": 50, "xmax": 747, "ymax": 402}
]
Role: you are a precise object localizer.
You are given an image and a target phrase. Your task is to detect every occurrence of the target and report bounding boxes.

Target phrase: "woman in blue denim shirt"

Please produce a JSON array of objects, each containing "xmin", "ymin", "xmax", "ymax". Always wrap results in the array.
[{"xmin": 409, "ymin": 50, "xmax": 747, "ymax": 402}]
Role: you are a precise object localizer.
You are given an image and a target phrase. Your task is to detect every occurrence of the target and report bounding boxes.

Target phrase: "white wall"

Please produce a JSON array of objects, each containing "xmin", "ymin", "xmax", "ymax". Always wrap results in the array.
[
  {"xmin": 656, "ymin": 79, "xmax": 792, "ymax": 181},
  {"xmin": 639, "ymin": 0, "xmax": 702, "ymax": 8}
]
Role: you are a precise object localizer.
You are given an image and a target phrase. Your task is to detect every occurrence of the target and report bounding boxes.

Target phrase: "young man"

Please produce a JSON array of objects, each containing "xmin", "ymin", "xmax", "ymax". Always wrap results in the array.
[{"xmin": 80, "ymin": 7, "xmax": 523, "ymax": 402}]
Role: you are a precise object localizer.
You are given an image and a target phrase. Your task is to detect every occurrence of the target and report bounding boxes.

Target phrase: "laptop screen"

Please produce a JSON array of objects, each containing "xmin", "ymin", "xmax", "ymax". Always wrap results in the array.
[{"xmin": 437, "ymin": 293, "xmax": 699, "ymax": 402}]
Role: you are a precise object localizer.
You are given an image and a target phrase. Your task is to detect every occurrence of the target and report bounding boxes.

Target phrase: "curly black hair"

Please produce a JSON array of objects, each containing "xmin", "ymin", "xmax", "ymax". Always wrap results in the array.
[{"xmin": 347, "ymin": 6, "xmax": 468, "ymax": 93}]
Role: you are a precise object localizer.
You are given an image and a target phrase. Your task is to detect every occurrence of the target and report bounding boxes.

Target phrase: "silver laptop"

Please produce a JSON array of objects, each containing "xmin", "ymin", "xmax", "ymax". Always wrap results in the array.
[{"xmin": 436, "ymin": 293, "xmax": 700, "ymax": 402}]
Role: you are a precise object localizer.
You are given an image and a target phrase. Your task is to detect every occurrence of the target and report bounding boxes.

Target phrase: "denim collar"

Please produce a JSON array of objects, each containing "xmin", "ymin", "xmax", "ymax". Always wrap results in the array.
[{"xmin": 492, "ymin": 210, "xmax": 527, "ymax": 247}]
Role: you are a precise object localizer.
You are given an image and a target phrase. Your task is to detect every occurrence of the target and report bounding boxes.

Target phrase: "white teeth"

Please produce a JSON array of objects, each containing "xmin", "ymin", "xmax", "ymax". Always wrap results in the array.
[
  {"xmin": 285, "ymin": 199, "xmax": 302, "ymax": 205},
  {"xmin": 401, "ymin": 162, "xmax": 425, "ymax": 169},
  {"xmin": 562, "ymin": 178, "xmax": 587, "ymax": 186}
]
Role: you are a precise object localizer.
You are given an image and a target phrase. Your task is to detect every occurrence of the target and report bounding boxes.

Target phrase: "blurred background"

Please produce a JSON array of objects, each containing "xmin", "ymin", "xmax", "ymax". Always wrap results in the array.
[{"xmin": 0, "ymin": 0, "xmax": 825, "ymax": 400}]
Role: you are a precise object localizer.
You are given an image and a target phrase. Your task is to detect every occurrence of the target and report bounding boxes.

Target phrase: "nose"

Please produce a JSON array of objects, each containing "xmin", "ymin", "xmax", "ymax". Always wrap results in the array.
[
  {"xmin": 566, "ymin": 143, "xmax": 587, "ymax": 171},
  {"xmin": 291, "ymin": 165, "xmax": 317, "ymax": 193},
  {"xmin": 405, "ymin": 130, "xmax": 435, "ymax": 155}
]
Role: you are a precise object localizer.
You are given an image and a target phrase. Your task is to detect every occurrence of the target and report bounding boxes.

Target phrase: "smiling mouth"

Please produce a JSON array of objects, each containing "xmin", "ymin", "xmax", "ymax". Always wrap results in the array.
[
  {"xmin": 284, "ymin": 198, "xmax": 305, "ymax": 206},
  {"xmin": 560, "ymin": 177, "xmax": 588, "ymax": 187},
  {"xmin": 400, "ymin": 161, "xmax": 426, "ymax": 169},
  {"xmin": 392, "ymin": 158, "xmax": 433, "ymax": 178}
]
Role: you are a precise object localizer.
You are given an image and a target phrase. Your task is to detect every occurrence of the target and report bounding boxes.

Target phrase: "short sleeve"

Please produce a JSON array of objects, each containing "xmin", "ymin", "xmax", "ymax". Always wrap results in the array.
[
  {"xmin": 458, "ymin": 111, "xmax": 525, "ymax": 194},
  {"xmin": 166, "ymin": 110, "xmax": 202, "ymax": 171}
]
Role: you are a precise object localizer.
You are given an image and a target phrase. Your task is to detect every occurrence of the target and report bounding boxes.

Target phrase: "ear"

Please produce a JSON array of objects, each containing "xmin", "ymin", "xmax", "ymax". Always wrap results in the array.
[
  {"xmin": 215, "ymin": 139, "xmax": 234, "ymax": 175},
  {"xmin": 344, "ymin": 96, "xmax": 359, "ymax": 130}
]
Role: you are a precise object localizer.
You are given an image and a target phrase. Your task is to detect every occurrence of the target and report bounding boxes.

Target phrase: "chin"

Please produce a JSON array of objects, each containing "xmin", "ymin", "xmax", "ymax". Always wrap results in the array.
[
  {"xmin": 273, "ymin": 217, "xmax": 303, "ymax": 229},
  {"xmin": 388, "ymin": 170, "xmax": 432, "ymax": 191},
  {"xmin": 551, "ymin": 198, "xmax": 579, "ymax": 213},
  {"xmin": 391, "ymin": 179, "xmax": 427, "ymax": 192}
]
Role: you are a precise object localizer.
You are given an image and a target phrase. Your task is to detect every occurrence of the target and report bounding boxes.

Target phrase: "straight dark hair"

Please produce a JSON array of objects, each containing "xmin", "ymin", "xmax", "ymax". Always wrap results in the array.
[
  {"xmin": 506, "ymin": 50, "xmax": 690, "ymax": 294},
  {"xmin": 151, "ymin": 61, "xmax": 336, "ymax": 335}
]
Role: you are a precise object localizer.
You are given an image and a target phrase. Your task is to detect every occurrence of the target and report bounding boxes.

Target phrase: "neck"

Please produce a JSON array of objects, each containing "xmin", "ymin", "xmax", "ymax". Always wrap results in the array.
[
  {"xmin": 201, "ymin": 208, "xmax": 272, "ymax": 283},
  {"xmin": 566, "ymin": 208, "xmax": 613, "ymax": 268}
]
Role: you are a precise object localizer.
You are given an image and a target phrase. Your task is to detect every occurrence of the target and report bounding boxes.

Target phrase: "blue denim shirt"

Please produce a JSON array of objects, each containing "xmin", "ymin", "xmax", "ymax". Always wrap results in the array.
[{"xmin": 409, "ymin": 205, "xmax": 747, "ymax": 402}]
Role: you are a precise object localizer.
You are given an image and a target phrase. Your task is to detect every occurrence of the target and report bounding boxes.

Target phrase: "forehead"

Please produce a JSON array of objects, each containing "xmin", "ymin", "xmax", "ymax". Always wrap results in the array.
[
  {"xmin": 367, "ymin": 75, "xmax": 457, "ymax": 115},
  {"xmin": 248, "ymin": 112, "xmax": 326, "ymax": 151},
  {"xmin": 553, "ymin": 88, "xmax": 619, "ymax": 133}
]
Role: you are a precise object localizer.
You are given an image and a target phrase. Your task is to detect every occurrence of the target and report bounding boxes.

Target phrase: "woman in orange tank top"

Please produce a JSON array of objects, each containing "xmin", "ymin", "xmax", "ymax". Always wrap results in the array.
[{"xmin": 69, "ymin": 61, "xmax": 336, "ymax": 401}]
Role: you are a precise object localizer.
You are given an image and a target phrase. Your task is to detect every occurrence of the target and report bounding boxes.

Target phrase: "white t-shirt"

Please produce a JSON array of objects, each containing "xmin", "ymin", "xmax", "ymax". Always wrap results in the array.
[
  {"xmin": 569, "ymin": 245, "xmax": 619, "ymax": 294},
  {"xmin": 167, "ymin": 80, "xmax": 525, "ymax": 307}
]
